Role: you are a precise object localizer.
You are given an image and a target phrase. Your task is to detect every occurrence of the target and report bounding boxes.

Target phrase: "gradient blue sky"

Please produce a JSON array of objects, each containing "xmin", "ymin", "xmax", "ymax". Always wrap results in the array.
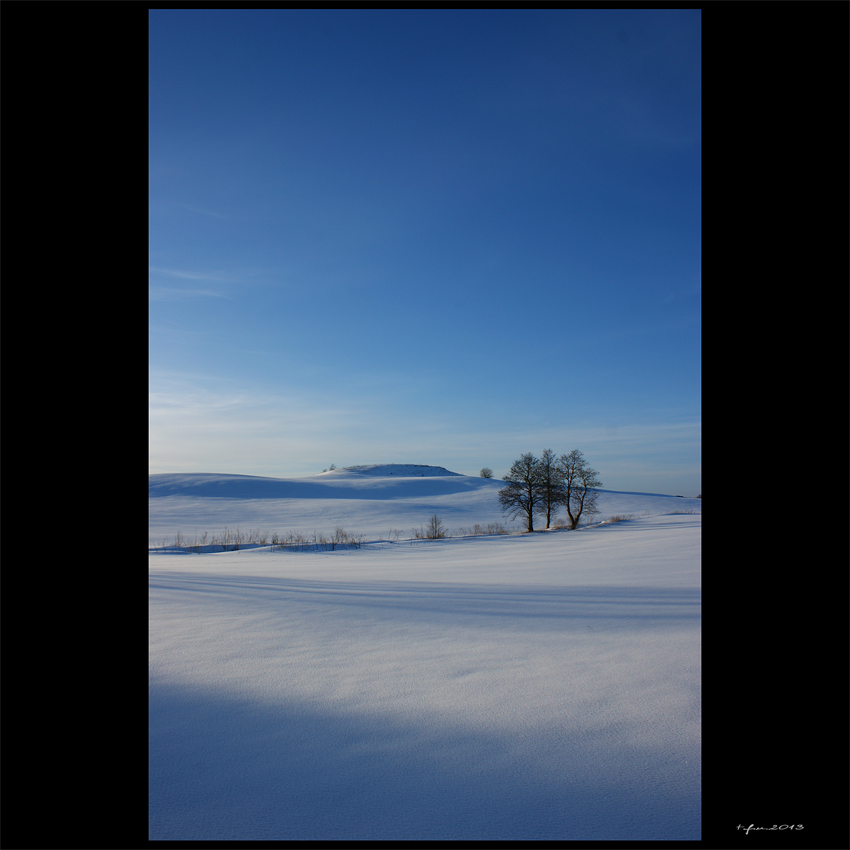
[{"xmin": 149, "ymin": 8, "xmax": 701, "ymax": 495}]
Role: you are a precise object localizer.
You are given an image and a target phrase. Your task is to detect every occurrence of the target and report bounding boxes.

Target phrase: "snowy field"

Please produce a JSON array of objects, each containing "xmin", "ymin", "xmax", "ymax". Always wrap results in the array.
[
  {"xmin": 149, "ymin": 465, "xmax": 701, "ymax": 840},
  {"xmin": 149, "ymin": 463, "xmax": 700, "ymax": 545}
]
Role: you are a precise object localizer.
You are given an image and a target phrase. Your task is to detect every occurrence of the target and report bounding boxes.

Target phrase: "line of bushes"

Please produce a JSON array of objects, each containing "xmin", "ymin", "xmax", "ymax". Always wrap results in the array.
[
  {"xmin": 151, "ymin": 516, "xmax": 518, "ymax": 553},
  {"xmin": 151, "ymin": 526, "xmax": 370, "ymax": 553},
  {"xmin": 149, "ymin": 509, "xmax": 692, "ymax": 553}
]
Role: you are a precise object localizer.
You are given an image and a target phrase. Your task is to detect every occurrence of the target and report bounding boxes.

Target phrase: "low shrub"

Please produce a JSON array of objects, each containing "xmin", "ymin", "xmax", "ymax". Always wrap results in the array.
[
  {"xmin": 458, "ymin": 522, "xmax": 509, "ymax": 536},
  {"xmin": 413, "ymin": 515, "xmax": 447, "ymax": 539}
]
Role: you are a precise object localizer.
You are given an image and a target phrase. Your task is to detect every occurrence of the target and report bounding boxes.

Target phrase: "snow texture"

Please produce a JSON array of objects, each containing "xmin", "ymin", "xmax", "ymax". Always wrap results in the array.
[{"xmin": 150, "ymin": 466, "xmax": 701, "ymax": 840}]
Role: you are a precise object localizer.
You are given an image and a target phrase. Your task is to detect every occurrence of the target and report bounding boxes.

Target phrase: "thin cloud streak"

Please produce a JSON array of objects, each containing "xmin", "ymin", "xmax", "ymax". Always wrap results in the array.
[
  {"xmin": 178, "ymin": 203, "xmax": 229, "ymax": 219},
  {"xmin": 149, "ymin": 286, "xmax": 234, "ymax": 302},
  {"xmin": 149, "ymin": 267, "xmax": 228, "ymax": 280}
]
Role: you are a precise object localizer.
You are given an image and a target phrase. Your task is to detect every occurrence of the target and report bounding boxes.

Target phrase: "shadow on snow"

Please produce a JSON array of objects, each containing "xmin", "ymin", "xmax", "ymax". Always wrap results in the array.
[{"xmin": 149, "ymin": 675, "xmax": 700, "ymax": 841}]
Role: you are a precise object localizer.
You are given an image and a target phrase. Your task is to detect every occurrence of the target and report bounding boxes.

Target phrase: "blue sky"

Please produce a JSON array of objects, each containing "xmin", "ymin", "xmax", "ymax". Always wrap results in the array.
[{"xmin": 149, "ymin": 8, "xmax": 700, "ymax": 495}]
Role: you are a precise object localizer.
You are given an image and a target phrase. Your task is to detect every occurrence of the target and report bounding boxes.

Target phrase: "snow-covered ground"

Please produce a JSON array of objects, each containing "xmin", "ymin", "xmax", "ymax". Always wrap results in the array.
[
  {"xmin": 149, "ymin": 463, "xmax": 701, "ymax": 545},
  {"xmin": 149, "ymin": 465, "xmax": 701, "ymax": 840}
]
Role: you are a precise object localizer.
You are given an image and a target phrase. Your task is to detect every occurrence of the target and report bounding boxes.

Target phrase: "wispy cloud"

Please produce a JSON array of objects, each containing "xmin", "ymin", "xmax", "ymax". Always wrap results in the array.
[
  {"xmin": 177, "ymin": 203, "xmax": 228, "ymax": 219},
  {"xmin": 148, "ymin": 267, "xmax": 237, "ymax": 301},
  {"xmin": 149, "ymin": 267, "xmax": 233, "ymax": 282},
  {"xmin": 149, "ymin": 286, "xmax": 234, "ymax": 302}
]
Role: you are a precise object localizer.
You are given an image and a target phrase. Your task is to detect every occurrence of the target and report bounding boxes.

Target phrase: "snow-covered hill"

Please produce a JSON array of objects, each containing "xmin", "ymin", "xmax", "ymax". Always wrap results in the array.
[
  {"xmin": 149, "ymin": 466, "xmax": 700, "ymax": 546},
  {"xmin": 337, "ymin": 463, "xmax": 463, "ymax": 476}
]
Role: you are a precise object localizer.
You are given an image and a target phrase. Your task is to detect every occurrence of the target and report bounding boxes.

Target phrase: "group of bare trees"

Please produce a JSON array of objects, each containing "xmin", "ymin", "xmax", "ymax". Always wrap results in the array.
[{"xmin": 498, "ymin": 449, "xmax": 602, "ymax": 532}]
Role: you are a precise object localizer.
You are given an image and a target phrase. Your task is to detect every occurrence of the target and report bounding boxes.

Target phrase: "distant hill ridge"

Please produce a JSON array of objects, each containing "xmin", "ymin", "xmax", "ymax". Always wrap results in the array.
[{"xmin": 340, "ymin": 463, "xmax": 462, "ymax": 477}]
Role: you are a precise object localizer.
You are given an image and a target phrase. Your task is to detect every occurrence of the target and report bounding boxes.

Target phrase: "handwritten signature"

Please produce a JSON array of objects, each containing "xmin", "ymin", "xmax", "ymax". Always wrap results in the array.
[{"xmin": 737, "ymin": 824, "xmax": 804, "ymax": 835}]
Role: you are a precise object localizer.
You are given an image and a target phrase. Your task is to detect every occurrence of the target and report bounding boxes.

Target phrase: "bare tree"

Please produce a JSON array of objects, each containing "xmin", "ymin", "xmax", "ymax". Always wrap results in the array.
[
  {"xmin": 558, "ymin": 450, "xmax": 602, "ymax": 529},
  {"xmin": 480, "ymin": 467, "xmax": 494, "ymax": 478},
  {"xmin": 538, "ymin": 448, "xmax": 563, "ymax": 529},
  {"xmin": 498, "ymin": 453, "xmax": 546, "ymax": 532},
  {"xmin": 412, "ymin": 515, "xmax": 447, "ymax": 539},
  {"xmin": 426, "ymin": 514, "xmax": 446, "ymax": 539}
]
